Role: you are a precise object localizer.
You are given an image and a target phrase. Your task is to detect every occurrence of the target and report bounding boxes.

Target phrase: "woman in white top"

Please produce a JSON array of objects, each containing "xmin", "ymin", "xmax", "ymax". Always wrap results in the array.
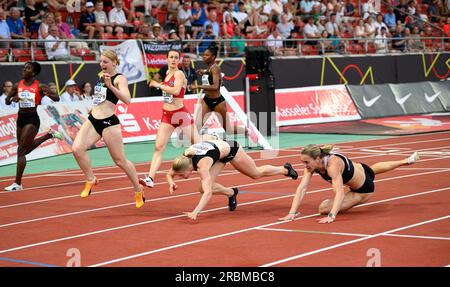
[
  {"xmin": 364, "ymin": 16, "xmax": 377, "ymax": 40},
  {"xmin": 38, "ymin": 12, "xmax": 55, "ymax": 44},
  {"xmin": 354, "ymin": 18, "xmax": 367, "ymax": 43}
]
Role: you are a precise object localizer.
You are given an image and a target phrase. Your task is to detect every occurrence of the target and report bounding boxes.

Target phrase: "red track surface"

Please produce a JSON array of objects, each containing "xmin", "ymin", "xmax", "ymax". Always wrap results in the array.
[{"xmin": 0, "ymin": 132, "xmax": 449, "ymax": 267}]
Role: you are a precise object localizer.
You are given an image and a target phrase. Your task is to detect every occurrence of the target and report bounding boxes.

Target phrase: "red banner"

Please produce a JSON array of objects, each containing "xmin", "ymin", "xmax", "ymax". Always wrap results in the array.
[{"xmin": 275, "ymin": 85, "xmax": 361, "ymax": 126}]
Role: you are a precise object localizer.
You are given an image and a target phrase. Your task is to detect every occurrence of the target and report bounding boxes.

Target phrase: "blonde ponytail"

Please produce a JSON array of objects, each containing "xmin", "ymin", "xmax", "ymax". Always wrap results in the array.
[
  {"xmin": 301, "ymin": 144, "xmax": 334, "ymax": 159},
  {"xmin": 183, "ymin": 147, "xmax": 196, "ymax": 158}
]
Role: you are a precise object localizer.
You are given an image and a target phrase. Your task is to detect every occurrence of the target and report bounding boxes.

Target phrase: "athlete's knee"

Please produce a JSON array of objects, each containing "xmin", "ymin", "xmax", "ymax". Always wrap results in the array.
[
  {"xmin": 71, "ymin": 144, "xmax": 84, "ymax": 157},
  {"xmin": 318, "ymin": 199, "xmax": 332, "ymax": 215},
  {"xmin": 154, "ymin": 142, "xmax": 166, "ymax": 153},
  {"xmin": 113, "ymin": 158, "xmax": 128, "ymax": 169},
  {"xmin": 17, "ymin": 145, "xmax": 28, "ymax": 156}
]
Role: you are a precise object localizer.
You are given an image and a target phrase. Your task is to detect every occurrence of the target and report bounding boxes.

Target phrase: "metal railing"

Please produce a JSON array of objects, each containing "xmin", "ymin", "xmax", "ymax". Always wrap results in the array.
[{"xmin": 0, "ymin": 36, "xmax": 449, "ymax": 63}]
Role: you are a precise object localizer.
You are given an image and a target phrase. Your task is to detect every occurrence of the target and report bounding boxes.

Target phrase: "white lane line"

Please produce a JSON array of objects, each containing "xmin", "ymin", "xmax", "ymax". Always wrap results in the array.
[
  {"xmin": 255, "ymin": 227, "xmax": 370, "ymax": 237},
  {"xmin": 1, "ymin": 164, "xmax": 449, "ymax": 228},
  {"xmin": 2, "ymin": 144, "xmax": 449, "ymax": 209},
  {"xmin": 260, "ymin": 214, "xmax": 450, "ymax": 267},
  {"xmin": 256, "ymin": 228, "xmax": 450, "ymax": 241},
  {"xmin": 89, "ymin": 187, "xmax": 450, "ymax": 267}
]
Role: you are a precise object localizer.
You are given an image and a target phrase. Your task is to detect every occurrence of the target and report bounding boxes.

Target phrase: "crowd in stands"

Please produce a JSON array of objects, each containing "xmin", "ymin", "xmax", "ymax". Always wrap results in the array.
[{"xmin": 0, "ymin": 0, "xmax": 449, "ymax": 61}]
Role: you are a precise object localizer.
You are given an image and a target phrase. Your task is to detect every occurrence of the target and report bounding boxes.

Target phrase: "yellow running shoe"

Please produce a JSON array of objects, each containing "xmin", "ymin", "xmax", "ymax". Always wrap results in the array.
[
  {"xmin": 80, "ymin": 178, "xmax": 99, "ymax": 198},
  {"xmin": 135, "ymin": 188, "xmax": 146, "ymax": 208}
]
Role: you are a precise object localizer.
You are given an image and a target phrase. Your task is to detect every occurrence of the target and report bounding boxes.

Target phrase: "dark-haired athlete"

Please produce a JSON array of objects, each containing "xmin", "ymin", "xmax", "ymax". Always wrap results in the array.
[
  {"xmin": 279, "ymin": 144, "xmax": 420, "ymax": 223},
  {"xmin": 4, "ymin": 62, "xmax": 62, "ymax": 191},
  {"xmin": 194, "ymin": 43, "xmax": 252, "ymax": 139},
  {"xmin": 168, "ymin": 139, "xmax": 298, "ymax": 220}
]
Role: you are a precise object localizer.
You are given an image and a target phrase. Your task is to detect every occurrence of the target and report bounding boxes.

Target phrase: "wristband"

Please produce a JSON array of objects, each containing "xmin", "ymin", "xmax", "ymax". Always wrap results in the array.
[{"xmin": 328, "ymin": 212, "xmax": 336, "ymax": 220}]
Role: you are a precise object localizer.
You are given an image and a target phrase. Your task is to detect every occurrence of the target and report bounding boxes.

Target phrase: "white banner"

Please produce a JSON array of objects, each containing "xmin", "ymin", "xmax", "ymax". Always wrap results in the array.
[{"xmin": 100, "ymin": 40, "xmax": 147, "ymax": 84}]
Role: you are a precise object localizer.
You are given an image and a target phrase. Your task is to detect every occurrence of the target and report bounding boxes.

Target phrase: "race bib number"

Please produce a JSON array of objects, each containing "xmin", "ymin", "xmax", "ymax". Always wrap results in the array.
[
  {"xmin": 201, "ymin": 74, "xmax": 210, "ymax": 86},
  {"xmin": 18, "ymin": 90, "xmax": 36, "ymax": 108},
  {"xmin": 163, "ymin": 91, "xmax": 173, "ymax": 104},
  {"xmin": 192, "ymin": 142, "xmax": 215, "ymax": 155},
  {"xmin": 92, "ymin": 83, "xmax": 107, "ymax": 106}
]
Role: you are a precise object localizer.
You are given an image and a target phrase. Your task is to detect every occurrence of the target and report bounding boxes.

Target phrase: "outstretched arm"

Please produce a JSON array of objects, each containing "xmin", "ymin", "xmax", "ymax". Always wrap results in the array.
[
  {"xmin": 185, "ymin": 159, "xmax": 214, "ymax": 220},
  {"xmin": 279, "ymin": 168, "xmax": 312, "ymax": 221},
  {"xmin": 317, "ymin": 158, "xmax": 345, "ymax": 223},
  {"xmin": 166, "ymin": 168, "xmax": 178, "ymax": 194}
]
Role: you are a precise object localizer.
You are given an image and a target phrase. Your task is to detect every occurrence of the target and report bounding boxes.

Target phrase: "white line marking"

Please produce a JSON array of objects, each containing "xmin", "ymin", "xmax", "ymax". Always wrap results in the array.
[
  {"xmin": 255, "ymin": 227, "xmax": 370, "ymax": 237},
  {"xmin": 260, "ymin": 214, "xmax": 450, "ymax": 267},
  {"xmin": 89, "ymin": 187, "xmax": 450, "ymax": 267}
]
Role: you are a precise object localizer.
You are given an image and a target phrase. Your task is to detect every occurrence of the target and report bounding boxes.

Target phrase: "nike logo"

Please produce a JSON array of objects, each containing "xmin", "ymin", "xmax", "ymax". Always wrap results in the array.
[
  {"xmin": 424, "ymin": 91, "xmax": 440, "ymax": 103},
  {"xmin": 395, "ymin": 93, "xmax": 411, "ymax": 105},
  {"xmin": 363, "ymin": 94, "xmax": 382, "ymax": 107}
]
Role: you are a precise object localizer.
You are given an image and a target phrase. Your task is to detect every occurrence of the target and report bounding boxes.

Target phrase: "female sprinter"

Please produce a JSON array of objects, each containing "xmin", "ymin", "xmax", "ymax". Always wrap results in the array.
[
  {"xmin": 279, "ymin": 144, "xmax": 420, "ymax": 223},
  {"xmin": 167, "ymin": 139, "xmax": 299, "ymax": 220},
  {"xmin": 194, "ymin": 43, "xmax": 251, "ymax": 139},
  {"xmin": 71, "ymin": 50, "xmax": 145, "ymax": 208},
  {"xmin": 4, "ymin": 61, "xmax": 62, "ymax": 191},
  {"xmin": 140, "ymin": 49, "xmax": 216, "ymax": 188}
]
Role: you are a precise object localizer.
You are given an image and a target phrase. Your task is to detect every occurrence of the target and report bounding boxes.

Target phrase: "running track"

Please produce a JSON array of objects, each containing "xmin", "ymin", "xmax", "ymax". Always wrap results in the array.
[{"xmin": 0, "ymin": 132, "xmax": 449, "ymax": 267}]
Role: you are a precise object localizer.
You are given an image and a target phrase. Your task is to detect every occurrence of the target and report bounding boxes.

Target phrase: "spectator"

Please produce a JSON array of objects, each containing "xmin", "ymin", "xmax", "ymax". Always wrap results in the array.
[
  {"xmin": 422, "ymin": 26, "xmax": 436, "ymax": 51},
  {"xmin": 396, "ymin": 0, "xmax": 408, "ymax": 23},
  {"xmin": 362, "ymin": 0, "xmax": 376, "ymax": 20},
  {"xmin": 79, "ymin": 2, "xmax": 105, "ymax": 39},
  {"xmin": 94, "ymin": 1, "xmax": 114, "ymax": 35},
  {"xmin": 197, "ymin": 23, "xmax": 219, "ymax": 54},
  {"xmin": 60, "ymin": 79, "xmax": 80, "ymax": 102},
  {"xmin": 374, "ymin": 13, "xmax": 388, "ymax": 34},
  {"xmin": 223, "ymin": 2, "xmax": 236, "ymax": 24},
  {"xmin": 233, "ymin": 1, "xmax": 264, "ymax": 36},
  {"xmin": 374, "ymin": 26, "xmax": 389, "ymax": 53},
  {"xmin": 342, "ymin": 0, "xmax": 355, "ymax": 23},
  {"xmin": 0, "ymin": 81, "xmax": 15, "ymax": 109},
  {"xmin": 284, "ymin": 28, "xmax": 300, "ymax": 56},
  {"xmin": 178, "ymin": 24, "xmax": 193, "ymax": 52},
  {"xmin": 444, "ymin": 17, "xmax": 450, "ymax": 38},
  {"xmin": 45, "ymin": 24, "xmax": 79, "ymax": 61},
  {"xmin": 405, "ymin": 15, "xmax": 419, "ymax": 32},
  {"xmin": 192, "ymin": 0, "xmax": 209, "ymax": 39},
  {"xmin": 267, "ymin": 27, "xmax": 284, "ymax": 56},
  {"xmin": 109, "ymin": 0, "xmax": 134, "ymax": 34},
  {"xmin": 303, "ymin": 16, "xmax": 321, "ymax": 45},
  {"xmin": 203, "ymin": 10, "xmax": 220, "ymax": 37},
  {"xmin": 177, "ymin": 1, "xmax": 193, "ymax": 35},
  {"xmin": 317, "ymin": 16, "xmax": 327, "ymax": 34},
  {"xmin": 80, "ymin": 82, "xmax": 93, "ymax": 101},
  {"xmin": 299, "ymin": 0, "xmax": 314, "ymax": 16},
  {"xmin": 270, "ymin": 0, "xmax": 283, "ymax": 22},
  {"xmin": 38, "ymin": 12, "xmax": 55, "ymax": 44},
  {"xmin": 354, "ymin": 18, "xmax": 367, "ymax": 43},
  {"xmin": 25, "ymin": 0, "xmax": 44, "ymax": 33},
  {"xmin": 427, "ymin": 0, "xmax": 440, "ymax": 23},
  {"xmin": 0, "ymin": 8, "xmax": 11, "ymax": 49},
  {"xmin": 440, "ymin": 0, "xmax": 449, "ymax": 19},
  {"xmin": 149, "ymin": 64, "xmax": 167, "ymax": 97},
  {"xmin": 230, "ymin": 25, "xmax": 246, "ymax": 57},
  {"xmin": 277, "ymin": 14, "xmax": 295, "ymax": 39},
  {"xmin": 55, "ymin": 12, "xmax": 89, "ymax": 50},
  {"xmin": 326, "ymin": 13, "xmax": 341, "ymax": 37},
  {"xmin": 391, "ymin": 23, "xmax": 406, "ymax": 52},
  {"xmin": 7, "ymin": 7, "xmax": 30, "ymax": 48},
  {"xmin": 130, "ymin": 0, "xmax": 151, "ymax": 23},
  {"xmin": 41, "ymin": 82, "xmax": 59, "ymax": 105},
  {"xmin": 384, "ymin": 6, "xmax": 397, "ymax": 30},
  {"xmin": 168, "ymin": 29, "xmax": 180, "ymax": 40},
  {"xmin": 364, "ymin": 16, "xmax": 377, "ymax": 40},
  {"xmin": 222, "ymin": 13, "xmax": 236, "ymax": 56},
  {"xmin": 135, "ymin": 23, "xmax": 153, "ymax": 39},
  {"xmin": 407, "ymin": 1, "xmax": 416, "ymax": 16},
  {"xmin": 180, "ymin": 54, "xmax": 198, "ymax": 93},
  {"xmin": 152, "ymin": 23, "xmax": 166, "ymax": 41}
]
